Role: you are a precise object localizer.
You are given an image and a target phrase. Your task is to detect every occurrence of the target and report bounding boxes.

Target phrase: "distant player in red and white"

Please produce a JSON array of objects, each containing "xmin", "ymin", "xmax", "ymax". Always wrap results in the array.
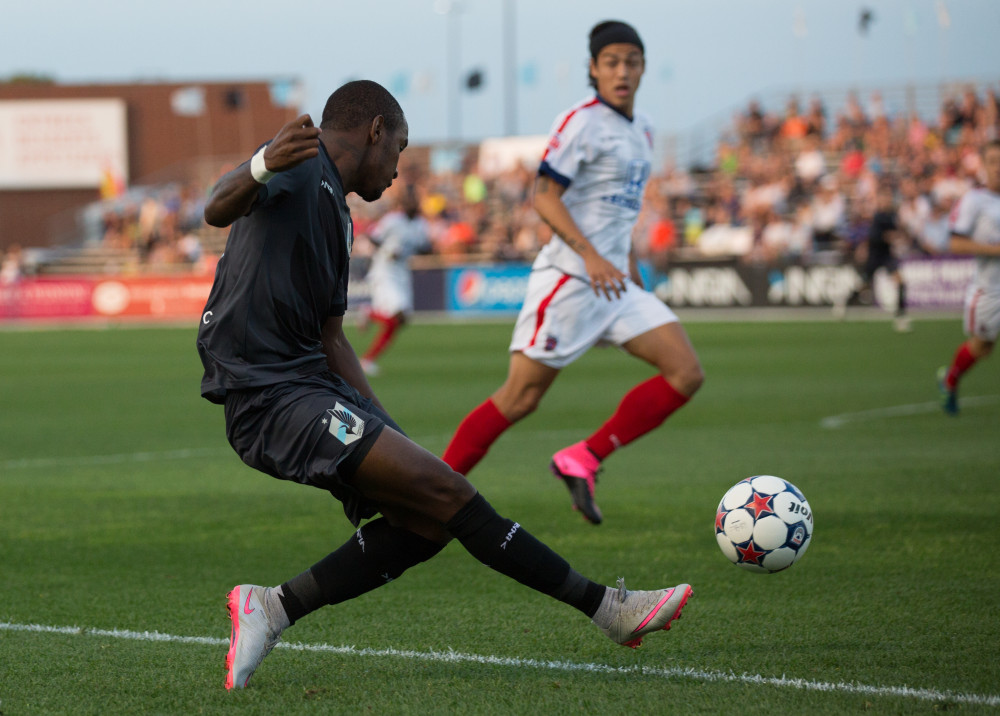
[
  {"xmin": 359, "ymin": 187, "xmax": 430, "ymax": 376},
  {"xmin": 442, "ymin": 20, "xmax": 703, "ymax": 524},
  {"xmin": 938, "ymin": 140, "xmax": 1000, "ymax": 414}
]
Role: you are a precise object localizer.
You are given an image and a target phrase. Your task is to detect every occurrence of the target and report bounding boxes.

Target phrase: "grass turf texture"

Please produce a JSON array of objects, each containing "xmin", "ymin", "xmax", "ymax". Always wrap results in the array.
[{"xmin": 1, "ymin": 316, "xmax": 998, "ymax": 714}]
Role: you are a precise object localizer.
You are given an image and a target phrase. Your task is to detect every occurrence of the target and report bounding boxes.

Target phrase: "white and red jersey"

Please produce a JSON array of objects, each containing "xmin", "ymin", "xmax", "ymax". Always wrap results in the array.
[
  {"xmin": 533, "ymin": 95, "xmax": 654, "ymax": 276},
  {"xmin": 368, "ymin": 211, "xmax": 430, "ymax": 277},
  {"xmin": 950, "ymin": 187, "xmax": 1000, "ymax": 293},
  {"xmin": 366, "ymin": 210, "xmax": 430, "ymax": 315}
]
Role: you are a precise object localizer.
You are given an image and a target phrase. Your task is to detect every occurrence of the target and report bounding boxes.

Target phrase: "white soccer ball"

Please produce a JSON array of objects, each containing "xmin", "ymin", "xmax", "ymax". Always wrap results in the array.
[{"xmin": 715, "ymin": 475, "xmax": 813, "ymax": 573}]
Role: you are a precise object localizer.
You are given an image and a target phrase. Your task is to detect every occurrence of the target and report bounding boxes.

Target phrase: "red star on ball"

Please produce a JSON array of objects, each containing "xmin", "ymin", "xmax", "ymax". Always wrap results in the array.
[
  {"xmin": 715, "ymin": 509, "xmax": 725, "ymax": 532},
  {"xmin": 735, "ymin": 539, "xmax": 767, "ymax": 565},
  {"xmin": 745, "ymin": 491, "xmax": 775, "ymax": 519}
]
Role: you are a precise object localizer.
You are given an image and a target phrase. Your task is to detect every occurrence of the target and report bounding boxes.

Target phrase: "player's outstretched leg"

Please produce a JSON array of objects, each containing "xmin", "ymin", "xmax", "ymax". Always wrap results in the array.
[
  {"xmin": 592, "ymin": 578, "xmax": 693, "ymax": 648},
  {"xmin": 550, "ymin": 441, "xmax": 603, "ymax": 524},
  {"xmin": 937, "ymin": 366, "xmax": 959, "ymax": 415},
  {"xmin": 225, "ymin": 585, "xmax": 289, "ymax": 690}
]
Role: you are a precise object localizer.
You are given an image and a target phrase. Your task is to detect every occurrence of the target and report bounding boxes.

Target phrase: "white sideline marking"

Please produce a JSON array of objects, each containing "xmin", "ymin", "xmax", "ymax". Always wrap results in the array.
[
  {"xmin": 1, "ymin": 621, "xmax": 997, "ymax": 707},
  {"xmin": 820, "ymin": 395, "xmax": 1000, "ymax": 429},
  {"xmin": 0, "ymin": 430, "xmax": 588, "ymax": 471},
  {"xmin": 1, "ymin": 447, "xmax": 230, "ymax": 470}
]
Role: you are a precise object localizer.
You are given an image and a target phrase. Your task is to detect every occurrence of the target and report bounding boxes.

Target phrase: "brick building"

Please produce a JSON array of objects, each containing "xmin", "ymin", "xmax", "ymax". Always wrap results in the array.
[{"xmin": 0, "ymin": 80, "xmax": 301, "ymax": 249}]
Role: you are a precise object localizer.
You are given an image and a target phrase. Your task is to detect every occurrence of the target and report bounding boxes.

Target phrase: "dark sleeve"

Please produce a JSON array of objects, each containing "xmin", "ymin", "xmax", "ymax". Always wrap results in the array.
[{"xmin": 250, "ymin": 159, "xmax": 311, "ymax": 214}]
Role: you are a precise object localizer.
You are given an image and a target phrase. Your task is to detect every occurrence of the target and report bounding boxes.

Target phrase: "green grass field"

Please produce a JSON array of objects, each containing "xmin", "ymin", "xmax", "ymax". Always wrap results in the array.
[{"xmin": 2, "ymin": 315, "xmax": 999, "ymax": 714}]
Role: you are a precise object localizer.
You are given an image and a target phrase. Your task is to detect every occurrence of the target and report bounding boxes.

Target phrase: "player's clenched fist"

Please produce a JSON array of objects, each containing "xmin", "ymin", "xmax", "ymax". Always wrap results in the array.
[{"xmin": 261, "ymin": 114, "xmax": 321, "ymax": 173}]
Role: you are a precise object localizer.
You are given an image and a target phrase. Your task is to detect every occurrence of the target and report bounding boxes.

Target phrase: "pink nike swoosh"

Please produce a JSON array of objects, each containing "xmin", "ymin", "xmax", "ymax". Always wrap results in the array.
[
  {"xmin": 633, "ymin": 589, "xmax": 673, "ymax": 632},
  {"xmin": 243, "ymin": 590, "xmax": 255, "ymax": 615}
]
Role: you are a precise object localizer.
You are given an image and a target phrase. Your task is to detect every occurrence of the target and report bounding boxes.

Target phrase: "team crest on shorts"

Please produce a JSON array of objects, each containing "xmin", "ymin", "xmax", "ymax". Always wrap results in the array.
[
  {"xmin": 325, "ymin": 402, "xmax": 365, "ymax": 445},
  {"xmin": 544, "ymin": 334, "xmax": 558, "ymax": 351}
]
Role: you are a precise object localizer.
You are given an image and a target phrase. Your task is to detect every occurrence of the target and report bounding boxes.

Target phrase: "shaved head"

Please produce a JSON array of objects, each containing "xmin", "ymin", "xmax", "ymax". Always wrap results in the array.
[{"xmin": 320, "ymin": 80, "xmax": 405, "ymax": 132}]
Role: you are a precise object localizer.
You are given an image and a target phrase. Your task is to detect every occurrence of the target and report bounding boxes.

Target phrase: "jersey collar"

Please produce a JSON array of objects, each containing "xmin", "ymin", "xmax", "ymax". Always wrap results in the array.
[{"xmin": 595, "ymin": 93, "xmax": 634, "ymax": 122}]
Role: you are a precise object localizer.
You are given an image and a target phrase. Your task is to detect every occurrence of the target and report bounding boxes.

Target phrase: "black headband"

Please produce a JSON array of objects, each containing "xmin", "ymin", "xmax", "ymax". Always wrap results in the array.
[{"xmin": 589, "ymin": 21, "xmax": 644, "ymax": 58}]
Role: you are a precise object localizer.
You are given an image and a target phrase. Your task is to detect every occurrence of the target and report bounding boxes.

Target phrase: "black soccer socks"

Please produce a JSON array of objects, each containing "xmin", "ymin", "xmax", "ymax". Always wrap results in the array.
[{"xmin": 445, "ymin": 492, "xmax": 605, "ymax": 617}]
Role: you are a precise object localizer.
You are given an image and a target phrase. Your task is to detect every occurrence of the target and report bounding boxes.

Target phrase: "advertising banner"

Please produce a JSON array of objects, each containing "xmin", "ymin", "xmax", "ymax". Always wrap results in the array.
[
  {"xmin": 1, "ymin": 275, "xmax": 213, "ymax": 321},
  {"xmin": 445, "ymin": 264, "xmax": 531, "ymax": 314},
  {"xmin": 647, "ymin": 257, "xmax": 974, "ymax": 309},
  {"xmin": 0, "ymin": 99, "xmax": 129, "ymax": 189},
  {"xmin": 1, "ymin": 257, "xmax": 974, "ymax": 324}
]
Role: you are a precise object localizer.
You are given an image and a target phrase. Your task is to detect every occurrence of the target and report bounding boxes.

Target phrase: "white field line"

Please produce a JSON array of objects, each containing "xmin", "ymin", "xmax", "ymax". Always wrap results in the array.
[
  {"xmin": 820, "ymin": 395, "xmax": 1000, "ymax": 429},
  {"xmin": 1, "ymin": 621, "xmax": 997, "ymax": 707},
  {"xmin": 0, "ymin": 430, "xmax": 587, "ymax": 471},
  {"xmin": 1, "ymin": 447, "xmax": 231, "ymax": 470}
]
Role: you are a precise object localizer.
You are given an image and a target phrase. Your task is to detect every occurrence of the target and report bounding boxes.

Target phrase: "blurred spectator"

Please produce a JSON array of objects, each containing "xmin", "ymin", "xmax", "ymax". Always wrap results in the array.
[
  {"xmin": 779, "ymin": 96, "xmax": 809, "ymax": 147},
  {"xmin": 794, "ymin": 134, "xmax": 827, "ymax": 186},
  {"xmin": 810, "ymin": 175, "xmax": 846, "ymax": 252},
  {"xmin": 897, "ymin": 176, "xmax": 931, "ymax": 245},
  {"xmin": 1, "ymin": 244, "xmax": 24, "ymax": 284},
  {"xmin": 805, "ymin": 96, "xmax": 827, "ymax": 137},
  {"xmin": 916, "ymin": 194, "xmax": 955, "ymax": 255}
]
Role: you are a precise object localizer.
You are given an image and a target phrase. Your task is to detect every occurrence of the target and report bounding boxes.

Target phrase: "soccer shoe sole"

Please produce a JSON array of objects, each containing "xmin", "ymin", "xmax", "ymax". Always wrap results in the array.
[
  {"xmin": 549, "ymin": 461, "xmax": 603, "ymax": 524},
  {"xmin": 620, "ymin": 584, "xmax": 693, "ymax": 649},
  {"xmin": 224, "ymin": 587, "xmax": 243, "ymax": 690}
]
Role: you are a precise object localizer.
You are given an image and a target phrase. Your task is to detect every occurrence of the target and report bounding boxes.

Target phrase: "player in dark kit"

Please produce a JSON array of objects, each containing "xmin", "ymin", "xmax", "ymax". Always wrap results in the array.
[
  {"xmin": 834, "ymin": 184, "xmax": 911, "ymax": 332},
  {"xmin": 196, "ymin": 80, "xmax": 692, "ymax": 690}
]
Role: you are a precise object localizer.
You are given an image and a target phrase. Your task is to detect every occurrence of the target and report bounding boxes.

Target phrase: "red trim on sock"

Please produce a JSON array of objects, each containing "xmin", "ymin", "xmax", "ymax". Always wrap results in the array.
[
  {"xmin": 585, "ymin": 376, "xmax": 689, "ymax": 460},
  {"xmin": 946, "ymin": 343, "xmax": 978, "ymax": 391},
  {"xmin": 442, "ymin": 399, "xmax": 513, "ymax": 475}
]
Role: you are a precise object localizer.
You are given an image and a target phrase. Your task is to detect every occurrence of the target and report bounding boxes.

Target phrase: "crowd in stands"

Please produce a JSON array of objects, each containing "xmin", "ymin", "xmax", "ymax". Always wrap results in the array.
[
  {"xmin": 39, "ymin": 81, "xmax": 995, "ymax": 278},
  {"xmin": 651, "ymin": 84, "xmax": 998, "ymax": 271}
]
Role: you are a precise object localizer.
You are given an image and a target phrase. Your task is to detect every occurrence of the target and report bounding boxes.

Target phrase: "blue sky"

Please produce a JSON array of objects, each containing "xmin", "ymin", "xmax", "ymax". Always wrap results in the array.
[{"xmin": 3, "ymin": 0, "xmax": 998, "ymax": 144}]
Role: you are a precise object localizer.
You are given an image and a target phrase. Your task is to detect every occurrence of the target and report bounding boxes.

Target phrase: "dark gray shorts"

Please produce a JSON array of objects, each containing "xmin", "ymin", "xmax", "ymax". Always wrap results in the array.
[
  {"xmin": 223, "ymin": 372, "xmax": 403, "ymax": 526},
  {"xmin": 862, "ymin": 252, "xmax": 899, "ymax": 281}
]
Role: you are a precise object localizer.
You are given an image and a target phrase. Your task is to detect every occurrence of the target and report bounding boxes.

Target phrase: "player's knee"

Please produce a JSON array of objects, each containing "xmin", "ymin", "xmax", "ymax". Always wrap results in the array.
[
  {"xmin": 381, "ymin": 506, "xmax": 453, "ymax": 545},
  {"xmin": 414, "ymin": 464, "xmax": 477, "ymax": 517},
  {"xmin": 669, "ymin": 361, "xmax": 704, "ymax": 397},
  {"xmin": 493, "ymin": 387, "xmax": 543, "ymax": 422},
  {"xmin": 508, "ymin": 391, "xmax": 543, "ymax": 420},
  {"xmin": 968, "ymin": 337, "xmax": 992, "ymax": 357}
]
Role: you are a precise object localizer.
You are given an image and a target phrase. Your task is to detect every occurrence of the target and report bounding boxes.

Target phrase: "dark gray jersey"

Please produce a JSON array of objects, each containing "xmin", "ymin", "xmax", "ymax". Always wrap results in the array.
[{"xmin": 197, "ymin": 143, "xmax": 353, "ymax": 403}]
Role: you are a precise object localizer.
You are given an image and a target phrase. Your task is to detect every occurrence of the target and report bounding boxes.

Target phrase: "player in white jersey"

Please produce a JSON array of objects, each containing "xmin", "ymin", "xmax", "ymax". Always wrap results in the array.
[
  {"xmin": 359, "ymin": 188, "xmax": 430, "ymax": 375},
  {"xmin": 937, "ymin": 140, "xmax": 1000, "ymax": 414},
  {"xmin": 443, "ymin": 21, "xmax": 703, "ymax": 524}
]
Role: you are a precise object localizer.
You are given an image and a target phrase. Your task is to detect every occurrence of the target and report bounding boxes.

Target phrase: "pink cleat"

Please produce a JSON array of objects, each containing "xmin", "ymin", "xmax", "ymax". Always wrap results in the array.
[
  {"xmin": 225, "ymin": 585, "xmax": 284, "ymax": 690},
  {"xmin": 550, "ymin": 441, "xmax": 603, "ymax": 524}
]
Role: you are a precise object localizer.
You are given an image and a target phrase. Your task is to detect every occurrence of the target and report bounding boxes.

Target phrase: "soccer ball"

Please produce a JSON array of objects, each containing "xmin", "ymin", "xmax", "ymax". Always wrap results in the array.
[{"xmin": 715, "ymin": 475, "xmax": 813, "ymax": 573}]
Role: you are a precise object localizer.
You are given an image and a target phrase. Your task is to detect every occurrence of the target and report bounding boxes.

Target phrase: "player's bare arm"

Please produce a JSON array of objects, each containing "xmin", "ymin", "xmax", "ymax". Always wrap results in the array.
[
  {"xmin": 628, "ymin": 248, "xmax": 644, "ymax": 289},
  {"xmin": 321, "ymin": 315, "xmax": 386, "ymax": 411},
  {"xmin": 204, "ymin": 114, "xmax": 321, "ymax": 227},
  {"xmin": 949, "ymin": 234, "xmax": 1000, "ymax": 257},
  {"xmin": 533, "ymin": 174, "xmax": 627, "ymax": 299}
]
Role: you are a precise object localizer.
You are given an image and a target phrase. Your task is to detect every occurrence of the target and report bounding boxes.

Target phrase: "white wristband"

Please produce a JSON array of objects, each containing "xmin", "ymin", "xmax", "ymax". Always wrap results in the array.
[{"xmin": 250, "ymin": 146, "xmax": 276, "ymax": 184}]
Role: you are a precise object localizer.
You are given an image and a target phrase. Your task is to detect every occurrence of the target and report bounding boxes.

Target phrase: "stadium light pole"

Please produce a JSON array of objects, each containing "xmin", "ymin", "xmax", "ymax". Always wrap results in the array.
[
  {"xmin": 503, "ymin": 0, "xmax": 517, "ymax": 137},
  {"xmin": 435, "ymin": 0, "xmax": 463, "ymax": 143}
]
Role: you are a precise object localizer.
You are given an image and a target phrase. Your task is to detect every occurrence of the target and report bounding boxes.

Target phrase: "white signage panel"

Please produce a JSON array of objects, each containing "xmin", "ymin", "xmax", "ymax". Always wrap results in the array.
[{"xmin": 0, "ymin": 99, "xmax": 128, "ymax": 189}]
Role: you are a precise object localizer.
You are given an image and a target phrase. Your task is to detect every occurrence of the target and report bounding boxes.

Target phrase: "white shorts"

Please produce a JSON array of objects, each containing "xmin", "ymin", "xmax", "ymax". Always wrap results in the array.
[
  {"xmin": 964, "ymin": 285, "xmax": 1000, "ymax": 342},
  {"xmin": 510, "ymin": 269, "xmax": 678, "ymax": 368},
  {"xmin": 368, "ymin": 268, "xmax": 414, "ymax": 316}
]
